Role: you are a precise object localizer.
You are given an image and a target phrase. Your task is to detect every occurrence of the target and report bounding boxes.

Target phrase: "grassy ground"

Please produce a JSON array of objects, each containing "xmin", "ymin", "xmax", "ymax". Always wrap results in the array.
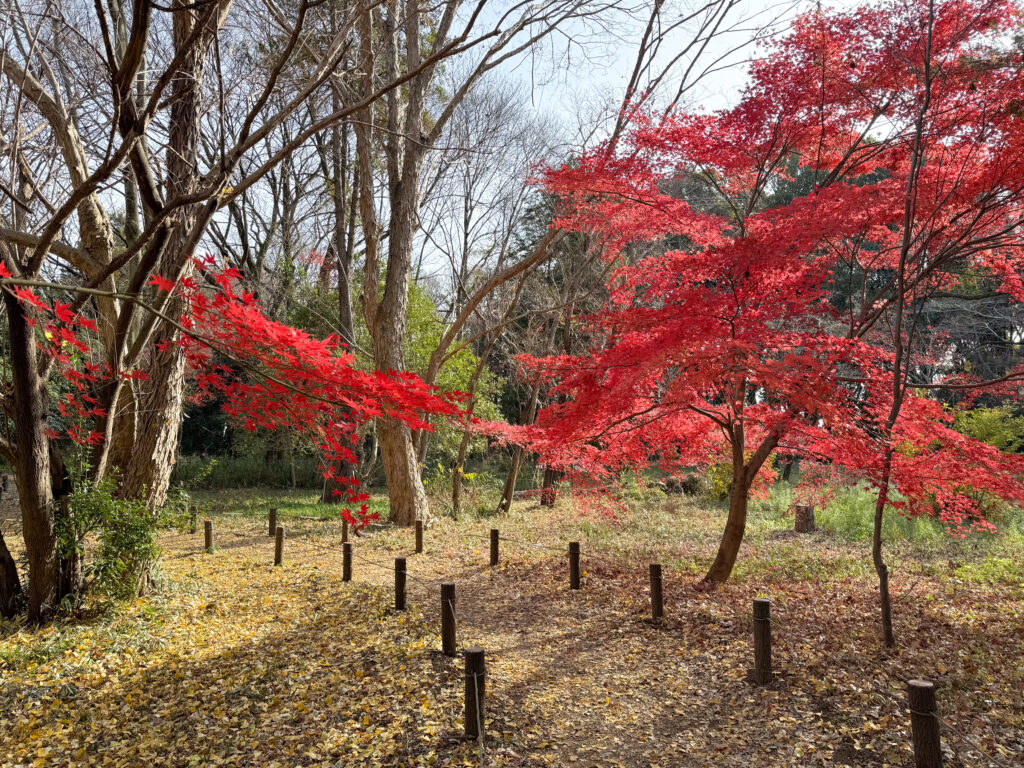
[{"xmin": 1, "ymin": 488, "xmax": 1022, "ymax": 767}]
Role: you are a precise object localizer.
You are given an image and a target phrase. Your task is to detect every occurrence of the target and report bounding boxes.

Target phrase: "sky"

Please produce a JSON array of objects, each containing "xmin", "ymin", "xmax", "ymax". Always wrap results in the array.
[{"xmin": 497, "ymin": 0, "xmax": 809, "ymax": 130}]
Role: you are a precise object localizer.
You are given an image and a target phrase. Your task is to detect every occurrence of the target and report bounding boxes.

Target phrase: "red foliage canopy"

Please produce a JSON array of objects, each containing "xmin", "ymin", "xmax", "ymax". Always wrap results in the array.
[
  {"xmin": 2, "ymin": 258, "xmax": 461, "ymax": 526},
  {"xmin": 504, "ymin": 0, "xmax": 1024, "ymax": 538}
]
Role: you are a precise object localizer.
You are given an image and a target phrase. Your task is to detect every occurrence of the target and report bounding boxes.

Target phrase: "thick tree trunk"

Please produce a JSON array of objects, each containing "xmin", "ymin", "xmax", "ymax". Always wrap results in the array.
[
  {"xmin": 5, "ymin": 291, "xmax": 58, "ymax": 621},
  {"xmin": 355, "ymin": 0, "xmax": 431, "ymax": 527},
  {"xmin": 106, "ymin": 383, "xmax": 138, "ymax": 474},
  {"xmin": 377, "ymin": 421, "xmax": 428, "ymax": 525},
  {"xmin": 119, "ymin": 2, "xmax": 220, "ymax": 507},
  {"xmin": 120, "ymin": 335, "xmax": 188, "ymax": 506}
]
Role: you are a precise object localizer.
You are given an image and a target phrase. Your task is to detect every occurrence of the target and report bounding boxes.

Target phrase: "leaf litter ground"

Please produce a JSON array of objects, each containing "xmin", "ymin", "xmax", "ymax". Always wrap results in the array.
[{"xmin": 1, "ymin": 496, "xmax": 1022, "ymax": 767}]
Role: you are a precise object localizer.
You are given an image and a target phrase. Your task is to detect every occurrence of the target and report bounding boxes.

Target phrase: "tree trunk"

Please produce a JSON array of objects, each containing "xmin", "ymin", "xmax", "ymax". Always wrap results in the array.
[
  {"xmin": 497, "ymin": 446, "xmax": 526, "ymax": 514},
  {"xmin": 119, "ymin": 2, "xmax": 220, "ymax": 508},
  {"xmin": 54, "ymin": 499, "xmax": 83, "ymax": 607},
  {"xmin": 120, "ymin": 334, "xmax": 188, "ymax": 506},
  {"xmin": 872, "ymin": 452, "xmax": 897, "ymax": 647},
  {"xmin": 320, "ymin": 51, "xmax": 356, "ymax": 503},
  {"xmin": 377, "ymin": 421, "xmax": 428, "ymax": 525},
  {"xmin": 540, "ymin": 466, "xmax": 559, "ymax": 506},
  {"xmin": 451, "ymin": 429, "xmax": 473, "ymax": 519},
  {"xmin": 4, "ymin": 290, "xmax": 58, "ymax": 621},
  {"xmin": 781, "ymin": 456, "xmax": 795, "ymax": 482},
  {"xmin": 703, "ymin": 474, "xmax": 751, "ymax": 583},
  {"xmin": 0, "ymin": 528, "xmax": 22, "ymax": 618},
  {"xmin": 703, "ymin": 433, "xmax": 751, "ymax": 584},
  {"xmin": 498, "ymin": 376, "xmax": 542, "ymax": 513}
]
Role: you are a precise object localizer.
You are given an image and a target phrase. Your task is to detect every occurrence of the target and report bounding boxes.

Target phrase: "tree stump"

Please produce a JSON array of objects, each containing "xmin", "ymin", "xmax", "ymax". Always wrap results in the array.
[{"xmin": 795, "ymin": 504, "xmax": 816, "ymax": 532}]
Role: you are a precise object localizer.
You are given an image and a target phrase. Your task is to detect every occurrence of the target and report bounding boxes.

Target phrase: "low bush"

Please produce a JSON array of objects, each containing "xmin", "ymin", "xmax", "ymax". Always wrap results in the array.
[
  {"xmin": 60, "ymin": 478, "xmax": 160, "ymax": 601},
  {"xmin": 171, "ymin": 454, "xmax": 325, "ymax": 490}
]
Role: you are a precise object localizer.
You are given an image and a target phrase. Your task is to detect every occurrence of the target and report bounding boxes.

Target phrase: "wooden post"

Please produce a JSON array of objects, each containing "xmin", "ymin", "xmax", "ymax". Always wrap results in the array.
[
  {"xmin": 441, "ymin": 583, "xmax": 457, "ymax": 656},
  {"xmin": 649, "ymin": 563, "xmax": 664, "ymax": 620},
  {"xmin": 489, "ymin": 529, "xmax": 499, "ymax": 566},
  {"xmin": 203, "ymin": 519, "xmax": 213, "ymax": 552},
  {"xmin": 342, "ymin": 520, "xmax": 349, "ymax": 543},
  {"xmin": 274, "ymin": 526, "xmax": 284, "ymax": 566},
  {"xmin": 342, "ymin": 541, "xmax": 352, "ymax": 582},
  {"xmin": 568, "ymin": 542, "xmax": 581, "ymax": 590},
  {"xmin": 415, "ymin": 520, "xmax": 423, "ymax": 553},
  {"xmin": 752, "ymin": 598, "xmax": 773, "ymax": 684},
  {"xmin": 394, "ymin": 557, "xmax": 406, "ymax": 611},
  {"xmin": 908, "ymin": 679, "xmax": 942, "ymax": 768},
  {"xmin": 463, "ymin": 647, "xmax": 486, "ymax": 741},
  {"xmin": 189, "ymin": 505, "xmax": 198, "ymax": 534},
  {"xmin": 268, "ymin": 507, "xmax": 277, "ymax": 537},
  {"xmin": 795, "ymin": 504, "xmax": 816, "ymax": 532}
]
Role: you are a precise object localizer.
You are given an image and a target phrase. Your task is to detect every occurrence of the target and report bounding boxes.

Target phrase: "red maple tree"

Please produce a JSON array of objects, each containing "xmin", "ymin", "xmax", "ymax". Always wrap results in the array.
[{"xmin": 505, "ymin": 0, "xmax": 1024, "ymax": 593}]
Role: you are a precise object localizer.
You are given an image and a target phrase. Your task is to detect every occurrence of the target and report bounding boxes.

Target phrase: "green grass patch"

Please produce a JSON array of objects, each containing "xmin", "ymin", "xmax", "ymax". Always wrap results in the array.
[{"xmin": 190, "ymin": 488, "xmax": 390, "ymax": 521}]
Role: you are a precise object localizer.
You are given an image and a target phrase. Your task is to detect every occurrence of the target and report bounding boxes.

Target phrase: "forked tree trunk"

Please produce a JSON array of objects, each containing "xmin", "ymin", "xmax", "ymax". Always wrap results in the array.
[
  {"xmin": 118, "ymin": 3, "xmax": 222, "ymax": 508},
  {"xmin": 703, "ymin": 472, "xmax": 751, "ymax": 583}
]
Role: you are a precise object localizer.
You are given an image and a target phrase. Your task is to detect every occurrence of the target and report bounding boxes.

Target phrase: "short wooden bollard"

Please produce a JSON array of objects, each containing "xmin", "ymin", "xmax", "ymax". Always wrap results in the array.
[
  {"xmin": 189, "ymin": 505, "xmax": 198, "ymax": 534},
  {"xmin": 394, "ymin": 557, "xmax": 407, "ymax": 611},
  {"xmin": 441, "ymin": 583, "xmax": 457, "ymax": 656},
  {"xmin": 568, "ymin": 542, "xmax": 581, "ymax": 589},
  {"xmin": 649, "ymin": 563, "xmax": 664, "ymax": 620},
  {"xmin": 463, "ymin": 647, "xmax": 486, "ymax": 741},
  {"xmin": 274, "ymin": 526, "xmax": 284, "ymax": 566},
  {"xmin": 342, "ymin": 541, "xmax": 352, "ymax": 582},
  {"xmin": 489, "ymin": 529, "xmax": 499, "ymax": 566},
  {"xmin": 268, "ymin": 507, "xmax": 278, "ymax": 537},
  {"xmin": 752, "ymin": 598, "xmax": 773, "ymax": 684},
  {"xmin": 795, "ymin": 504, "xmax": 816, "ymax": 533},
  {"xmin": 204, "ymin": 519, "xmax": 213, "ymax": 551},
  {"xmin": 908, "ymin": 679, "xmax": 942, "ymax": 768},
  {"xmin": 415, "ymin": 519, "xmax": 423, "ymax": 553}
]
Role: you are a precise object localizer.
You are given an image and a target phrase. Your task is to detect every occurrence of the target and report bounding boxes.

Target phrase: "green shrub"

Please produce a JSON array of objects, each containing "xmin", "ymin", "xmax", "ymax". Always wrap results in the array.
[
  {"xmin": 953, "ymin": 406, "xmax": 1024, "ymax": 452},
  {"xmin": 749, "ymin": 483, "xmax": 793, "ymax": 529},
  {"xmin": 62, "ymin": 478, "xmax": 160, "ymax": 600},
  {"xmin": 614, "ymin": 470, "xmax": 666, "ymax": 510},
  {"xmin": 814, "ymin": 483, "xmax": 946, "ymax": 544},
  {"xmin": 705, "ymin": 461, "xmax": 733, "ymax": 501}
]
